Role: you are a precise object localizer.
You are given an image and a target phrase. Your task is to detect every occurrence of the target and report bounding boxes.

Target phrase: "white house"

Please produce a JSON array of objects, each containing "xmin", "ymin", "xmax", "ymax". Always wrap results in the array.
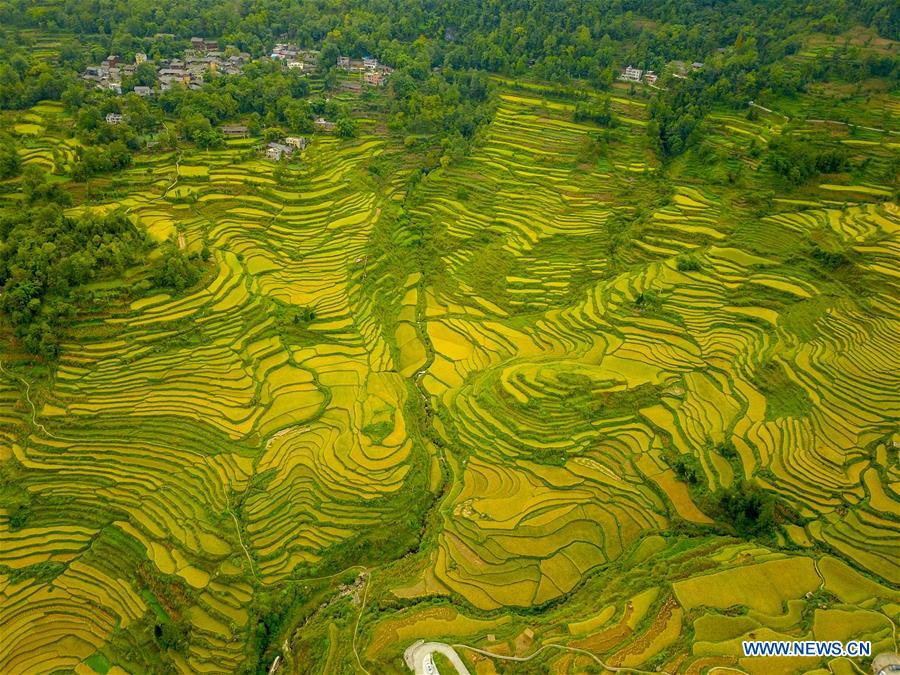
[
  {"xmin": 621, "ymin": 65, "xmax": 643, "ymax": 82},
  {"xmin": 105, "ymin": 112, "xmax": 124, "ymax": 124},
  {"xmin": 266, "ymin": 142, "xmax": 293, "ymax": 161}
]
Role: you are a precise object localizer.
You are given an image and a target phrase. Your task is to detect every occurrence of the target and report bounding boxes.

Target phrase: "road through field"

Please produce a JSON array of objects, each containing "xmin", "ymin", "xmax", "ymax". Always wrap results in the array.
[{"xmin": 404, "ymin": 641, "xmax": 472, "ymax": 675}]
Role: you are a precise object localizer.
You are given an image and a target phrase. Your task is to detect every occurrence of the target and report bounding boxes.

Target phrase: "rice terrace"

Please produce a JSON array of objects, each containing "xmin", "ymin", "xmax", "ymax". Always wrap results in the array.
[{"xmin": 0, "ymin": 2, "xmax": 898, "ymax": 674}]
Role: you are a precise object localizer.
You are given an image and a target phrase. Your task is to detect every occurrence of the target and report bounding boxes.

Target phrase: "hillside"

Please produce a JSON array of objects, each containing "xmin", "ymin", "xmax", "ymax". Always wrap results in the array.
[{"xmin": 0, "ymin": 6, "xmax": 898, "ymax": 675}]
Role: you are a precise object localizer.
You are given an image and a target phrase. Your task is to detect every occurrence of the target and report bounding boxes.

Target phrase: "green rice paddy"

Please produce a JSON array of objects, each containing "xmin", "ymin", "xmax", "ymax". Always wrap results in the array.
[{"xmin": 0, "ymin": 78, "xmax": 898, "ymax": 674}]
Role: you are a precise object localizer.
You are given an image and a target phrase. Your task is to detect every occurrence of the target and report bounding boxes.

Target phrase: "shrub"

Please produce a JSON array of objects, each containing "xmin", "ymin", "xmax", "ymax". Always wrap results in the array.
[{"xmin": 715, "ymin": 482, "xmax": 776, "ymax": 536}]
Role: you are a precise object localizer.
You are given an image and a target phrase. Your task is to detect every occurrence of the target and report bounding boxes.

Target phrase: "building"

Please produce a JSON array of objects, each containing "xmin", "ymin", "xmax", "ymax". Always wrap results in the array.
[
  {"xmin": 221, "ymin": 125, "xmax": 249, "ymax": 138},
  {"xmin": 691, "ymin": 61, "xmax": 704, "ymax": 70},
  {"xmin": 644, "ymin": 71, "xmax": 658, "ymax": 85},
  {"xmin": 363, "ymin": 56, "xmax": 378, "ymax": 70},
  {"xmin": 82, "ymin": 40, "xmax": 245, "ymax": 97},
  {"xmin": 133, "ymin": 86, "xmax": 152, "ymax": 96},
  {"xmin": 363, "ymin": 71, "xmax": 384, "ymax": 87},
  {"xmin": 620, "ymin": 65, "xmax": 643, "ymax": 82},
  {"xmin": 301, "ymin": 50, "xmax": 320, "ymax": 69},
  {"xmin": 285, "ymin": 136, "xmax": 307, "ymax": 150},
  {"xmin": 270, "ymin": 42, "xmax": 300, "ymax": 60},
  {"xmin": 191, "ymin": 37, "xmax": 218, "ymax": 52},
  {"xmin": 105, "ymin": 113, "xmax": 124, "ymax": 125},
  {"xmin": 314, "ymin": 117, "xmax": 336, "ymax": 132},
  {"xmin": 337, "ymin": 55, "xmax": 350, "ymax": 69},
  {"xmin": 266, "ymin": 142, "xmax": 293, "ymax": 161}
]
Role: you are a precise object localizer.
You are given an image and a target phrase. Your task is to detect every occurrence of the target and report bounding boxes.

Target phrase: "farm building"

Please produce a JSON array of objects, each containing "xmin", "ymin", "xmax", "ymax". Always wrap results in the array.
[
  {"xmin": 266, "ymin": 142, "xmax": 293, "ymax": 161},
  {"xmin": 221, "ymin": 125, "xmax": 249, "ymax": 138},
  {"xmin": 105, "ymin": 113, "xmax": 124, "ymax": 124},
  {"xmin": 314, "ymin": 117, "xmax": 336, "ymax": 132},
  {"xmin": 363, "ymin": 71, "xmax": 385, "ymax": 86},
  {"xmin": 285, "ymin": 136, "xmax": 307, "ymax": 150},
  {"xmin": 190, "ymin": 37, "xmax": 218, "ymax": 51}
]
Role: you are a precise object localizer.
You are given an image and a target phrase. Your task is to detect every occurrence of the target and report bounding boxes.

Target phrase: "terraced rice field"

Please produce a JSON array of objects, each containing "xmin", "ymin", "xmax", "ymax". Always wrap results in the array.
[{"xmin": 1, "ymin": 86, "xmax": 898, "ymax": 674}]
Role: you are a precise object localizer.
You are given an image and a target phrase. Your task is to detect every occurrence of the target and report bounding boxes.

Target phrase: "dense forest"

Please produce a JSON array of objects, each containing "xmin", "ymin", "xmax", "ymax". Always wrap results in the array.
[
  {"xmin": 0, "ymin": 0, "xmax": 897, "ymax": 163},
  {"xmin": 1, "ymin": 0, "xmax": 897, "ymax": 66}
]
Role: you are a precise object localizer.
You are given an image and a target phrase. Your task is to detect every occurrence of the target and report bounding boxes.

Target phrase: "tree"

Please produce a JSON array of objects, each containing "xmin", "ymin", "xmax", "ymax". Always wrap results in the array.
[
  {"xmin": 0, "ymin": 136, "xmax": 21, "ymax": 179},
  {"xmin": 716, "ymin": 482, "xmax": 776, "ymax": 536},
  {"xmin": 0, "ymin": 208, "xmax": 148, "ymax": 359},
  {"xmin": 151, "ymin": 242, "xmax": 202, "ymax": 291},
  {"xmin": 336, "ymin": 116, "xmax": 358, "ymax": 138},
  {"xmin": 129, "ymin": 62, "xmax": 158, "ymax": 89},
  {"xmin": 768, "ymin": 136, "xmax": 849, "ymax": 184}
]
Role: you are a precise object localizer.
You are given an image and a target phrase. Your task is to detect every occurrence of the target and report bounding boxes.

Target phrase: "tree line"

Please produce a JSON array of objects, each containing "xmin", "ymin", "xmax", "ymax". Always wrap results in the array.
[{"xmin": 0, "ymin": 166, "xmax": 206, "ymax": 359}]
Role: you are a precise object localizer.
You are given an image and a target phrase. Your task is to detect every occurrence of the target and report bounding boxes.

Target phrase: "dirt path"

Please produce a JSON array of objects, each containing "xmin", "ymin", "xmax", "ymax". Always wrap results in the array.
[
  {"xmin": 353, "ymin": 570, "xmax": 373, "ymax": 674},
  {"xmin": 749, "ymin": 101, "xmax": 899, "ymax": 135},
  {"xmin": 0, "ymin": 358, "xmax": 79, "ymax": 442},
  {"xmin": 749, "ymin": 101, "xmax": 788, "ymax": 121},
  {"xmin": 224, "ymin": 489, "xmax": 259, "ymax": 580},
  {"xmin": 806, "ymin": 118, "xmax": 900, "ymax": 136},
  {"xmin": 0, "ymin": 358, "xmax": 47, "ymax": 435}
]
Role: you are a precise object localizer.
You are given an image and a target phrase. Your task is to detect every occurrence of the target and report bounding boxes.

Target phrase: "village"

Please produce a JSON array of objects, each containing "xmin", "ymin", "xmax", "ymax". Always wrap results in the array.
[
  {"xmin": 82, "ymin": 37, "xmax": 394, "ymax": 99},
  {"xmin": 82, "ymin": 37, "xmax": 251, "ymax": 95},
  {"xmin": 89, "ymin": 40, "xmax": 396, "ymax": 162},
  {"xmin": 86, "ymin": 40, "xmax": 712, "ymax": 165}
]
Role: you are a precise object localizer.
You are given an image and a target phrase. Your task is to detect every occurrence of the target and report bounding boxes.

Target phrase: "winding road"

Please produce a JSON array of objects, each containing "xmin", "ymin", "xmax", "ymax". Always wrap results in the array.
[
  {"xmin": 404, "ymin": 641, "xmax": 472, "ymax": 675},
  {"xmin": 404, "ymin": 639, "xmax": 675, "ymax": 675}
]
